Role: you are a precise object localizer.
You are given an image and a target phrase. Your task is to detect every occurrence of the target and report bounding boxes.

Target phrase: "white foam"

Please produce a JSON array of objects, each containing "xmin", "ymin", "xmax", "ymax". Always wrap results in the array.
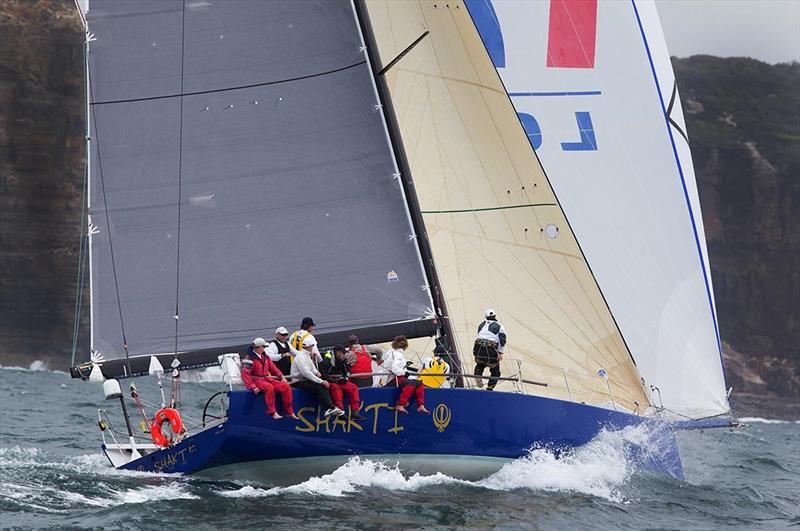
[
  {"xmin": 111, "ymin": 482, "xmax": 199, "ymax": 504},
  {"xmin": 218, "ymin": 458, "xmax": 464, "ymax": 498},
  {"xmin": 0, "ymin": 361, "xmax": 66, "ymax": 374},
  {"xmin": 218, "ymin": 425, "xmax": 653, "ymax": 502},
  {"xmin": 738, "ymin": 417, "xmax": 800, "ymax": 424}
]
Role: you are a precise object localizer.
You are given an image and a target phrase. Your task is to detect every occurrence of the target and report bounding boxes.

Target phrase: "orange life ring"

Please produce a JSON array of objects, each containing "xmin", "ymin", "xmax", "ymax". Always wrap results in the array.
[{"xmin": 150, "ymin": 408, "xmax": 184, "ymax": 448}]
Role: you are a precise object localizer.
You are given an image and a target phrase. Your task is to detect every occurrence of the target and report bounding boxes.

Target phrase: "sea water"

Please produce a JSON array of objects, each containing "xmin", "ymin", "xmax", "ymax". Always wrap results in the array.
[{"xmin": 0, "ymin": 366, "xmax": 797, "ymax": 529}]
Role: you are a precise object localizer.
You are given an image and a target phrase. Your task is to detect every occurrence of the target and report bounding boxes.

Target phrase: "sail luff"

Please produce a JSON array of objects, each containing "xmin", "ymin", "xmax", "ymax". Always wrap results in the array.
[{"xmin": 352, "ymin": 0, "xmax": 463, "ymax": 373}]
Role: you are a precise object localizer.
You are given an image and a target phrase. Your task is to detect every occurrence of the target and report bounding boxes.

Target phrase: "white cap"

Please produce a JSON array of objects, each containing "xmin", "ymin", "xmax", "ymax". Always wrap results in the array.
[
  {"xmin": 485, "ymin": 308, "xmax": 496, "ymax": 319},
  {"xmin": 302, "ymin": 335, "xmax": 316, "ymax": 348},
  {"xmin": 275, "ymin": 326, "xmax": 289, "ymax": 335},
  {"xmin": 252, "ymin": 337, "xmax": 267, "ymax": 347}
]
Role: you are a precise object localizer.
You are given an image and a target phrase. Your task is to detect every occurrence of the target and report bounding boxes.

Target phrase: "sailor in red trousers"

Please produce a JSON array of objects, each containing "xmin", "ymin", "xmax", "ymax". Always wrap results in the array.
[
  {"xmin": 319, "ymin": 345, "xmax": 367, "ymax": 420},
  {"xmin": 383, "ymin": 335, "xmax": 430, "ymax": 414},
  {"xmin": 241, "ymin": 337, "xmax": 298, "ymax": 420}
]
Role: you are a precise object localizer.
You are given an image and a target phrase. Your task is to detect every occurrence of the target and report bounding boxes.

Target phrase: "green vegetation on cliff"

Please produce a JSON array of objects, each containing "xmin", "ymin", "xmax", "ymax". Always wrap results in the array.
[{"xmin": 673, "ymin": 56, "xmax": 799, "ymax": 399}]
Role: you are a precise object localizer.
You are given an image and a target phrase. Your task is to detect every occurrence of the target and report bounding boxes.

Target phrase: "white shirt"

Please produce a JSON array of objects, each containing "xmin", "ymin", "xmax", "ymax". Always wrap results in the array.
[
  {"xmin": 290, "ymin": 348, "xmax": 324, "ymax": 384},
  {"xmin": 475, "ymin": 319, "xmax": 507, "ymax": 353},
  {"xmin": 265, "ymin": 339, "xmax": 301, "ymax": 362},
  {"xmin": 381, "ymin": 348, "xmax": 418, "ymax": 381}
]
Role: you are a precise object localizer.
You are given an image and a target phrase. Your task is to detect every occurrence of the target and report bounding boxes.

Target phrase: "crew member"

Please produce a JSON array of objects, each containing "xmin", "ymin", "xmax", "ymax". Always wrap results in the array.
[
  {"xmin": 265, "ymin": 326, "xmax": 296, "ymax": 375},
  {"xmin": 290, "ymin": 335, "xmax": 344, "ymax": 417},
  {"xmin": 383, "ymin": 336, "xmax": 429, "ymax": 414},
  {"xmin": 474, "ymin": 309, "xmax": 506, "ymax": 391},
  {"xmin": 290, "ymin": 317, "xmax": 321, "ymax": 360},
  {"xmin": 320, "ymin": 345, "xmax": 366, "ymax": 420},
  {"xmin": 346, "ymin": 335, "xmax": 374, "ymax": 389},
  {"xmin": 419, "ymin": 343, "xmax": 451, "ymax": 389},
  {"xmin": 241, "ymin": 337, "xmax": 297, "ymax": 420}
]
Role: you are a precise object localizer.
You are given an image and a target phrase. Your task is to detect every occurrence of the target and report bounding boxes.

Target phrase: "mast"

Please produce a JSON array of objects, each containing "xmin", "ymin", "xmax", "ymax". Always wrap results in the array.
[
  {"xmin": 351, "ymin": 0, "xmax": 463, "ymax": 375},
  {"xmin": 81, "ymin": 1, "xmax": 94, "ymax": 357}
]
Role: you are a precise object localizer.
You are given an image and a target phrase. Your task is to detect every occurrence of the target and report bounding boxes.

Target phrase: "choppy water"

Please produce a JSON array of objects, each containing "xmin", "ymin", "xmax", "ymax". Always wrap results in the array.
[{"xmin": 1, "ymin": 366, "xmax": 798, "ymax": 529}]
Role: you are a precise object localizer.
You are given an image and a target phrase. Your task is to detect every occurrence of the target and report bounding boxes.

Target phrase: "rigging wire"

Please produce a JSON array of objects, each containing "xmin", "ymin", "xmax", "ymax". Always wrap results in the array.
[
  {"xmin": 69, "ymin": 155, "xmax": 89, "ymax": 367},
  {"xmin": 172, "ymin": 0, "xmax": 187, "ymax": 362},
  {"xmin": 88, "ymin": 63, "xmax": 133, "ymax": 379}
]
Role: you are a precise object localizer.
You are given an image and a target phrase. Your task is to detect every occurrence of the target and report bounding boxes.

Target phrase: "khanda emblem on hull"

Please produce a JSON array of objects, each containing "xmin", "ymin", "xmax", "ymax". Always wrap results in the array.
[{"xmin": 432, "ymin": 404, "xmax": 452, "ymax": 433}]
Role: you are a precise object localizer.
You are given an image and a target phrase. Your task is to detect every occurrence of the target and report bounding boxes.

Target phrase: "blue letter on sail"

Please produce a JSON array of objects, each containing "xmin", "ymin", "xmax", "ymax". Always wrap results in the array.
[
  {"xmin": 561, "ymin": 112, "xmax": 598, "ymax": 151},
  {"xmin": 518, "ymin": 113, "xmax": 542, "ymax": 150}
]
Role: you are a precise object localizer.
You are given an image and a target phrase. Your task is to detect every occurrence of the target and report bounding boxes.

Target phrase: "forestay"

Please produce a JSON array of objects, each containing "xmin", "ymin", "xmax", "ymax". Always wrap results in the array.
[
  {"xmin": 463, "ymin": 0, "xmax": 728, "ymax": 419},
  {"xmin": 86, "ymin": 0, "xmax": 434, "ymax": 363},
  {"xmin": 364, "ymin": 0, "xmax": 650, "ymax": 412}
]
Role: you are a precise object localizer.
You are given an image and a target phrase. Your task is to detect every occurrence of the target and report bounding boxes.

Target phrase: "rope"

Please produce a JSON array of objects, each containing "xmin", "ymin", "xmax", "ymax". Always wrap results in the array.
[
  {"xmin": 172, "ymin": 0, "xmax": 186, "ymax": 361},
  {"xmin": 88, "ymin": 60, "xmax": 133, "ymax": 378},
  {"xmin": 69, "ymin": 164, "xmax": 88, "ymax": 366}
]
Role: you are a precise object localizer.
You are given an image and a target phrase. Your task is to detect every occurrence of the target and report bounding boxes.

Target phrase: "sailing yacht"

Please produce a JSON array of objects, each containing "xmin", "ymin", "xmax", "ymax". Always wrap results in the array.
[{"xmin": 71, "ymin": 0, "xmax": 733, "ymax": 483}]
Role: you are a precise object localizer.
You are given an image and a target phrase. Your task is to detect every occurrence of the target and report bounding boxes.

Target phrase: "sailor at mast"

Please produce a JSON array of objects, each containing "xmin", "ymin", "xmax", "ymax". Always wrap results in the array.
[{"xmin": 473, "ymin": 309, "xmax": 506, "ymax": 391}]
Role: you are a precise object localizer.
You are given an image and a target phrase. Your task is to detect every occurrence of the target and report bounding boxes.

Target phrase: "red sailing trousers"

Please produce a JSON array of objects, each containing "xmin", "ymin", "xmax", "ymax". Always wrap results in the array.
[
  {"xmin": 253, "ymin": 379, "xmax": 294, "ymax": 416},
  {"xmin": 329, "ymin": 380, "xmax": 361, "ymax": 411},
  {"xmin": 396, "ymin": 376, "xmax": 425, "ymax": 407}
]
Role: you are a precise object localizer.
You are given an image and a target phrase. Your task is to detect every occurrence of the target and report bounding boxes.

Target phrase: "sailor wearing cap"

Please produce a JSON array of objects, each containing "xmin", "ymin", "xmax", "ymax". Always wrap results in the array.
[
  {"xmin": 265, "ymin": 326, "xmax": 298, "ymax": 376},
  {"xmin": 241, "ymin": 337, "xmax": 297, "ymax": 420},
  {"xmin": 473, "ymin": 309, "xmax": 507, "ymax": 391}
]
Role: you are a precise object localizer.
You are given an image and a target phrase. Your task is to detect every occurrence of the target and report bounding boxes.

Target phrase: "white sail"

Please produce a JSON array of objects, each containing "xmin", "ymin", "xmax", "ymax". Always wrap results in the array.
[
  {"xmin": 464, "ymin": 0, "xmax": 728, "ymax": 419},
  {"xmin": 365, "ymin": 0, "xmax": 650, "ymax": 413}
]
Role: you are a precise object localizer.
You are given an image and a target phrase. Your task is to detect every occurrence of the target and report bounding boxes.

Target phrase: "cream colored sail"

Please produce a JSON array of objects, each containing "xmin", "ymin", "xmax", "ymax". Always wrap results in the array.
[{"xmin": 364, "ymin": 0, "xmax": 650, "ymax": 412}]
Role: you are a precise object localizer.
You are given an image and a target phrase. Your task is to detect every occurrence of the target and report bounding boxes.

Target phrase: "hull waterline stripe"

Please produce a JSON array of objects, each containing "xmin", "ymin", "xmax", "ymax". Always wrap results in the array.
[
  {"xmin": 630, "ymin": 0, "xmax": 725, "ymax": 381},
  {"xmin": 422, "ymin": 202, "xmax": 556, "ymax": 214}
]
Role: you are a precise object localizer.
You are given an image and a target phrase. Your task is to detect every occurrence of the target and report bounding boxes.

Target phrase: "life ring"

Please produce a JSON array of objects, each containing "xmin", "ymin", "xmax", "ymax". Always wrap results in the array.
[{"xmin": 150, "ymin": 408, "xmax": 184, "ymax": 448}]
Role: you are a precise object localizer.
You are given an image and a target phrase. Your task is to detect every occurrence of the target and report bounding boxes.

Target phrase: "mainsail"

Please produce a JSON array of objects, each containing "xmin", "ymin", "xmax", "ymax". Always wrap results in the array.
[
  {"xmin": 84, "ymin": 0, "xmax": 436, "ymax": 372},
  {"xmin": 363, "ymin": 0, "xmax": 650, "ymax": 412},
  {"xmin": 463, "ymin": 0, "xmax": 729, "ymax": 419}
]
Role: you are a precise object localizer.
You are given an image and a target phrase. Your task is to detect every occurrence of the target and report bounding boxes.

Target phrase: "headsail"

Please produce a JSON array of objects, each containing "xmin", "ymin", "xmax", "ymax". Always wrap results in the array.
[
  {"xmin": 464, "ymin": 0, "xmax": 729, "ymax": 419},
  {"xmin": 363, "ymin": 0, "xmax": 650, "ymax": 412},
  {"xmin": 83, "ymin": 0, "xmax": 435, "ymax": 372}
]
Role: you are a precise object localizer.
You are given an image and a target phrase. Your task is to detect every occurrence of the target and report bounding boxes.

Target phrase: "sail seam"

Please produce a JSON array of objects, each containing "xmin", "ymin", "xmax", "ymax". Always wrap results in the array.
[
  {"xmin": 421, "ymin": 202, "xmax": 556, "ymax": 214},
  {"xmin": 90, "ymin": 61, "xmax": 367, "ymax": 106}
]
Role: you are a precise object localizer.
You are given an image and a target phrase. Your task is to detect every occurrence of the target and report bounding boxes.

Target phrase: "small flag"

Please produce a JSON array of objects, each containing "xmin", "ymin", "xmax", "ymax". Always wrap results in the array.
[{"xmin": 387, "ymin": 270, "xmax": 399, "ymax": 283}]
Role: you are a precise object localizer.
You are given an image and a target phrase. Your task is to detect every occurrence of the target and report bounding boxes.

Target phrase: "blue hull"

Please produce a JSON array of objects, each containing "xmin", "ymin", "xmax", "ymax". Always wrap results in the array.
[{"xmin": 118, "ymin": 387, "xmax": 684, "ymax": 480}]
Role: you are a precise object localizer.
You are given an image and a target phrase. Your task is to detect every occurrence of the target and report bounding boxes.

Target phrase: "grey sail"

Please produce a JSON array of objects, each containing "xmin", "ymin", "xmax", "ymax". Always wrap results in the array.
[{"xmin": 85, "ymin": 0, "xmax": 435, "ymax": 368}]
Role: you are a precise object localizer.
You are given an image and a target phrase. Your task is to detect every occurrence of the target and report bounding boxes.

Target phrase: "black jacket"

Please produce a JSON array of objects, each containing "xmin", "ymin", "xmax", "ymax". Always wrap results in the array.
[{"xmin": 319, "ymin": 355, "xmax": 350, "ymax": 382}]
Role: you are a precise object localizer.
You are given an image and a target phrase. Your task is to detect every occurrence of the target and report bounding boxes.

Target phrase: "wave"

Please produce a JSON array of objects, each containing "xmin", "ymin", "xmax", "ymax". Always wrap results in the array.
[
  {"xmin": 217, "ymin": 424, "xmax": 652, "ymax": 502},
  {"xmin": 0, "ymin": 360, "xmax": 66, "ymax": 374},
  {"xmin": 739, "ymin": 417, "xmax": 800, "ymax": 424}
]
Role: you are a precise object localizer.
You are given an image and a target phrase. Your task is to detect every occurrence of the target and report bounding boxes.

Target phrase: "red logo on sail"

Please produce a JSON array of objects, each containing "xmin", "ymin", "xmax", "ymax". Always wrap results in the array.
[{"xmin": 546, "ymin": 0, "xmax": 598, "ymax": 69}]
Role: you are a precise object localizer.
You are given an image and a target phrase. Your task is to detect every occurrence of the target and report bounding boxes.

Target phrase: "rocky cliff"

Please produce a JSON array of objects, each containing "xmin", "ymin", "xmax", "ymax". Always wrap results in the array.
[
  {"xmin": 0, "ymin": 3, "xmax": 797, "ymax": 413},
  {"xmin": 0, "ymin": 0, "xmax": 86, "ymax": 366},
  {"xmin": 672, "ymin": 56, "xmax": 800, "ymax": 403}
]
